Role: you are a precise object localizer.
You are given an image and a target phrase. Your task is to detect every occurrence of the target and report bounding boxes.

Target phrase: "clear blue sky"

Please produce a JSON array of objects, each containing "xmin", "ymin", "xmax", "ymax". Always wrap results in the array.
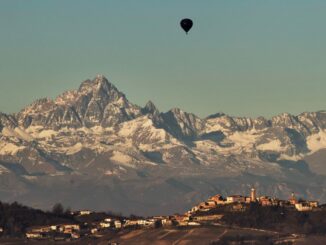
[{"xmin": 0, "ymin": 0, "xmax": 325, "ymax": 118}]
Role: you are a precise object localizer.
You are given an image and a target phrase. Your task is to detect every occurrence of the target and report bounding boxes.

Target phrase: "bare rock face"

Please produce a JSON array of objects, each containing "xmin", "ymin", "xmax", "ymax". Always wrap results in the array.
[
  {"xmin": 0, "ymin": 113, "xmax": 17, "ymax": 130},
  {"xmin": 0, "ymin": 75, "xmax": 325, "ymax": 215},
  {"xmin": 15, "ymin": 75, "xmax": 142, "ymax": 129}
]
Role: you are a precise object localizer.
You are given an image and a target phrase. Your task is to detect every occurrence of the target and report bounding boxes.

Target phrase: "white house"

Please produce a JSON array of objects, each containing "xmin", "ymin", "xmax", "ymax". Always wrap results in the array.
[
  {"xmin": 295, "ymin": 203, "xmax": 313, "ymax": 211},
  {"xmin": 100, "ymin": 222, "xmax": 111, "ymax": 228},
  {"xmin": 114, "ymin": 220, "xmax": 122, "ymax": 228}
]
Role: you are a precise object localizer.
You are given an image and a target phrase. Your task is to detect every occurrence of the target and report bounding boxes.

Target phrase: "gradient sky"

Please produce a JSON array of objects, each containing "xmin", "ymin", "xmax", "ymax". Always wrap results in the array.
[{"xmin": 0, "ymin": 0, "xmax": 325, "ymax": 118}]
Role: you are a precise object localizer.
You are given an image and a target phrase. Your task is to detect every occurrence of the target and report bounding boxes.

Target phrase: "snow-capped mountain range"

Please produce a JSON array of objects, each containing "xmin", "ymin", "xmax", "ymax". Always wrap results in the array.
[{"xmin": 0, "ymin": 75, "xmax": 325, "ymax": 215}]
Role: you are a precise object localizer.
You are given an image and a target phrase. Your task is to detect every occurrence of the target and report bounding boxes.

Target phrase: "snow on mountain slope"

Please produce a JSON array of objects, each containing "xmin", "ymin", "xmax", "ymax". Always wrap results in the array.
[
  {"xmin": 0, "ymin": 164, "xmax": 10, "ymax": 174},
  {"xmin": 118, "ymin": 115, "xmax": 179, "ymax": 147},
  {"xmin": 307, "ymin": 130, "xmax": 326, "ymax": 154},
  {"xmin": 66, "ymin": 143, "xmax": 83, "ymax": 155},
  {"xmin": 0, "ymin": 142, "xmax": 25, "ymax": 155},
  {"xmin": 35, "ymin": 129, "xmax": 58, "ymax": 139},
  {"xmin": 257, "ymin": 139, "xmax": 285, "ymax": 152},
  {"xmin": 228, "ymin": 131, "xmax": 260, "ymax": 149},
  {"xmin": 13, "ymin": 127, "xmax": 34, "ymax": 142},
  {"xmin": 110, "ymin": 151, "xmax": 135, "ymax": 168},
  {"xmin": 0, "ymin": 75, "xmax": 326, "ymax": 214},
  {"xmin": 1, "ymin": 75, "xmax": 325, "ymax": 169}
]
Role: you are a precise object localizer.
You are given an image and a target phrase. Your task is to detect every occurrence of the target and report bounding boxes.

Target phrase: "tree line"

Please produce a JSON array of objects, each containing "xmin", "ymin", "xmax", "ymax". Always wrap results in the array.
[
  {"xmin": 221, "ymin": 203, "xmax": 326, "ymax": 234},
  {"xmin": 0, "ymin": 201, "xmax": 73, "ymax": 237}
]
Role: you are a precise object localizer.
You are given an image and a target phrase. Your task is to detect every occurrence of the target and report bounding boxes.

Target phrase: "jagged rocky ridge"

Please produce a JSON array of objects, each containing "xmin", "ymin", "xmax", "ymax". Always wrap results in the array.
[{"xmin": 0, "ymin": 75, "xmax": 326, "ymax": 215}]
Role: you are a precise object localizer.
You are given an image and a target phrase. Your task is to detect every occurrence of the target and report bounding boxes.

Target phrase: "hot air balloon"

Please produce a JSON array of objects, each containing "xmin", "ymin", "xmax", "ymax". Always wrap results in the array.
[{"xmin": 180, "ymin": 18, "xmax": 193, "ymax": 34}]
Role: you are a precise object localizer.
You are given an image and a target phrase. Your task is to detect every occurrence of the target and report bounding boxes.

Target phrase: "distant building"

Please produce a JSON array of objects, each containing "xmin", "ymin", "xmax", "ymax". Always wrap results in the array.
[
  {"xmin": 114, "ymin": 220, "xmax": 122, "ymax": 229},
  {"xmin": 99, "ymin": 222, "xmax": 111, "ymax": 228},
  {"xmin": 124, "ymin": 220, "xmax": 138, "ymax": 226},
  {"xmin": 198, "ymin": 202, "xmax": 207, "ymax": 208},
  {"xmin": 190, "ymin": 206, "xmax": 199, "ymax": 213},
  {"xmin": 26, "ymin": 232, "xmax": 43, "ymax": 239},
  {"xmin": 79, "ymin": 210, "xmax": 92, "ymax": 216},
  {"xmin": 193, "ymin": 214, "xmax": 223, "ymax": 221},
  {"xmin": 289, "ymin": 192, "xmax": 298, "ymax": 205},
  {"xmin": 58, "ymin": 224, "xmax": 80, "ymax": 233},
  {"xmin": 197, "ymin": 202, "xmax": 212, "ymax": 211},
  {"xmin": 91, "ymin": 228, "xmax": 98, "ymax": 234},
  {"xmin": 161, "ymin": 218, "xmax": 173, "ymax": 226},
  {"xmin": 205, "ymin": 200, "xmax": 218, "ymax": 208},
  {"xmin": 210, "ymin": 194, "xmax": 225, "ymax": 204},
  {"xmin": 227, "ymin": 195, "xmax": 246, "ymax": 203},
  {"xmin": 173, "ymin": 215, "xmax": 189, "ymax": 222},
  {"xmin": 104, "ymin": 218, "xmax": 112, "ymax": 222},
  {"xmin": 271, "ymin": 198, "xmax": 280, "ymax": 206},
  {"xmin": 124, "ymin": 219, "xmax": 155, "ymax": 227},
  {"xmin": 29, "ymin": 226, "xmax": 52, "ymax": 233},
  {"xmin": 50, "ymin": 225, "xmax": 58, "ymax": 231},
  {"xmin": 309, "ymin": 201, "xmax": 319, "ymax": 208},
  {"xmin": 259, "ymin": 196, "xmax": 272, "ymax": 206},
  {"xmin": 251, "ymin": 188, "xmax": 256, "ymax": 202},
  {"xmin": 295, "ymin": 203, "xmax": 313, "ymax": 211},
  {"xmin": 188, "ymin": 222, "xmax": 201, "ymax": 226}
]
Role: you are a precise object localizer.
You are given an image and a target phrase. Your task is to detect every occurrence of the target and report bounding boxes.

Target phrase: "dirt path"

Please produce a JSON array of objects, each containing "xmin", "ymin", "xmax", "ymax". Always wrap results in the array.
[
  {"xmin": 172, "ymin": 229, "xmax": 195, "ymax": 245},
  {"xmin": 120, "ymin": 229, "xmax": 146, "ymax": 240},
  {"xmin": 158, "ymin": 230, "xmax": 177, "ymax": 240},
  {"xmin": 217, "ymin": 229, "xmax": 228, "ymax": 239}
]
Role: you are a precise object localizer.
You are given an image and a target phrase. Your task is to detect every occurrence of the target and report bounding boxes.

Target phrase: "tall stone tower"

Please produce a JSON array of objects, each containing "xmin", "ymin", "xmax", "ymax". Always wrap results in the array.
[
  {"xmin": 289, "ymin": 192, "xmax": 297, "ymax": 205},
  {"xmin": 250, "ymin": 188, "xmax": 256, "ymax": 202}
]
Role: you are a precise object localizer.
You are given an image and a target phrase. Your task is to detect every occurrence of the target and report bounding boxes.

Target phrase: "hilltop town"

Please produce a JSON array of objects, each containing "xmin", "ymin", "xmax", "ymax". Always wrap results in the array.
[
  {"xmin": 0, "ymin": 188, "xmax": 323, "ymax": 244},
  {"xmin": 189, "ymin": 188, "xmax": 319, "ymax": 215}
]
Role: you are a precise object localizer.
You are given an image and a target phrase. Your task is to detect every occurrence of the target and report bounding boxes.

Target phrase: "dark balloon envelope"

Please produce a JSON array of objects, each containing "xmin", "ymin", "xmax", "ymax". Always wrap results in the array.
[{"xmin": 180, "ymin": 18, "xmax": 193, "ymax": 34}]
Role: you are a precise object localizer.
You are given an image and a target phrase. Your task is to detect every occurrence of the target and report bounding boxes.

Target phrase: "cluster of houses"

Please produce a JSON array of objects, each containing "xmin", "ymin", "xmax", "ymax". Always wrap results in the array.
[
  {"xmin": 188, "ymin": 188, "xmax": 319, "ymax": 214},
  {"xmin": 25, "ymin": 212, "xmax": 209, "ymax": 240},
  {"xmin": 25, "ymin": 210, "xmax": 123, "ymax": 241},
  {"xmin": 158, "ymin": 188, "xmax": 321, "ymax": 227},
  {"xmin": 26, "ymin": 224, "xmax": 81, "ymax": 240},
  {"xmin": 25, "ymin": 211, "xmax": 176, "ymax": 240},
  {"xmin": 25, "ymin": 189, "xmax": 321, "ymax": 240}
]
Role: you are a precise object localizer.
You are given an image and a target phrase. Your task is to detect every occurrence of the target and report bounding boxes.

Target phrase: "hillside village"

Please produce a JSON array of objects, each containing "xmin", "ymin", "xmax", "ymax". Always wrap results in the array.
[
  {"xmin": 19, "ymin": 188, "xmax": 322, "ymax": 242},
  {"xmin": 189, "ymin": 188, "xmax": 319, "ymax": 215}
]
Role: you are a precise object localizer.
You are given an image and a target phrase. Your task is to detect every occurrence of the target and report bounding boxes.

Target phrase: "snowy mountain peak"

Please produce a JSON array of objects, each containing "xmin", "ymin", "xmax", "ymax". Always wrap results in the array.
[
  {"xmin": 96, "ymin": 74, "xmax": 105, "ymax": 79},
  {"xmin": 0, "ymin": 74, "xmax": 326, "ymax": 215},
  {"xmin": 78, "ymin": 75, "xmax": 120, "ymax": 96},
  {"xmin": 92, "ymin": 75, "xmax": 114, "ymax": 91},
  {"xmin": 170, "ymin": 107, "xmax": 184, "ymax": 114}
]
